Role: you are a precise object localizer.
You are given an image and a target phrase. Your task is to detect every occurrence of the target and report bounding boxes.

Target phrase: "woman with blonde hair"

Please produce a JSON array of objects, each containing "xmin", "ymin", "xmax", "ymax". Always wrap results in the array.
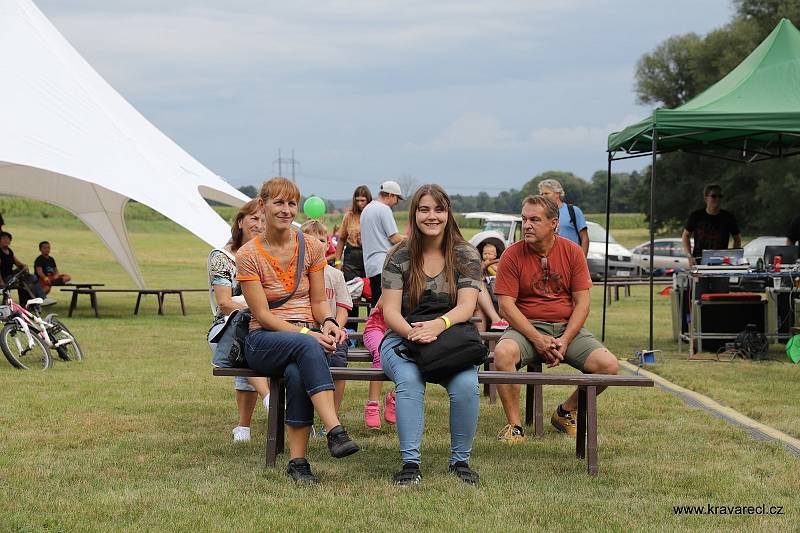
[{"xmin": 237, "ymin": 177, "xmax": 359, "ymax": 484}]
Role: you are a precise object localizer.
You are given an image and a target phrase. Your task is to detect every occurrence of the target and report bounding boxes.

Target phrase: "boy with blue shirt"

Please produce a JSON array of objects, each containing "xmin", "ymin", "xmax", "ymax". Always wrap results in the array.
[{"xmin": 538, "ymin": 178, "xmax": 589, "ymax": 257}]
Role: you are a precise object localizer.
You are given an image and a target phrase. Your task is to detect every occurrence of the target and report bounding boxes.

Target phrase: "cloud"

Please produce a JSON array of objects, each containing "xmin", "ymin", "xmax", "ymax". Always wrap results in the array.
[
  {"xmin": 405, "ymin": 112, "xmax": 644, "ymax": 154},
  {"xmin": 404, "ymin": 113, "xmax": 518, "ymax": 152},
  {"xmin": 40, "ymin": 0, "xmax": 578, "ymax": 93}
]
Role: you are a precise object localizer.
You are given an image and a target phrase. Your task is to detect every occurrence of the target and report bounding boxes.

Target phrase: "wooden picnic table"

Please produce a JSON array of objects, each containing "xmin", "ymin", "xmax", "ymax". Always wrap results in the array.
[
  {"xmin": 604, "ymin": 277, "xmax": 672, "ymax": 305},
  {"xmin": 59, "ymin": 287, "xmax": 206, "ymax": 317},
  {"xmin": 61, "ymin": 283, "xmax": 105, "ymax": 317}
]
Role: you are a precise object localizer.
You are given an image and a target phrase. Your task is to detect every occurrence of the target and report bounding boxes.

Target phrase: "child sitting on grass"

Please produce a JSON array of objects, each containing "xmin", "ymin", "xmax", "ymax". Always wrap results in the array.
[
  {"xmin": 301, "ymin": 220, "xmax": 353, "ymax": 423},
  {"xmin": 363, "ymin": 298, "xmax": 396, "ymax": 429}
]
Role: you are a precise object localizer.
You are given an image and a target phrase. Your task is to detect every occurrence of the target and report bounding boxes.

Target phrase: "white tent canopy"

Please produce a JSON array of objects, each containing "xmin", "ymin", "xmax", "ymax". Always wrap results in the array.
[{"xmin": 0, "ymin": 0, "xmax": 249, "ymax": 288}]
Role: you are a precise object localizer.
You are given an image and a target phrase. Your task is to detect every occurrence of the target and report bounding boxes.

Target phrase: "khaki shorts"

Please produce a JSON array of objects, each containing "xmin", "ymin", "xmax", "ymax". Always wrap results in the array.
[{"xmin": 499, "ymin": 321, "xmax": 605, "ymax": 372}]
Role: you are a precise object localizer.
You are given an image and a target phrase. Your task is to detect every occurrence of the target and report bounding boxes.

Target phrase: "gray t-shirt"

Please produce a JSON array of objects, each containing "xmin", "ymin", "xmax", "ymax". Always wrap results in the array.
[
  {"xmin": 360, "ymin": 200, "xmax": 400, "ymax": 278},
  {"xmin": 382, "ymin": 241, "xmax": 483, "ymax": 317}
]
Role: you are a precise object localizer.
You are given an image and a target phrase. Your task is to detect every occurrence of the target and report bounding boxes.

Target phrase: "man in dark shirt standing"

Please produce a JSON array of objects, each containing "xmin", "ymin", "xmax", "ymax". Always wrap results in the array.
[{"xmin": 682, "ymin": 184, "xmax": 741, "ymax": 265}]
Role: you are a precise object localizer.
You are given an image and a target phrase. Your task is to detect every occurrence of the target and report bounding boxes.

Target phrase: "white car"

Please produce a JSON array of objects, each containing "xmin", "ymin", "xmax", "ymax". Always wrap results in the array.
[
  {"xmin": 585, "ymin": 222, "xmax": 636, "ymax": 280},
  {"xmin": 631, "ymin": 238, "xmax": 691, "ymax": 274},
  {"xmin": 743, "ymin": 236, "xmax": 787, "ymax": 266}
]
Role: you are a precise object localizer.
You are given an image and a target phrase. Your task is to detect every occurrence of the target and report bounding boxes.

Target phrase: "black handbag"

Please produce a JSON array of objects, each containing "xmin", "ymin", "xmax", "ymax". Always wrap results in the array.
[
  {"xmin": 396, "ymin": 294, "xmax": 488, "ymax": 383},
  {"xmin": 210, "ymin": 231, "xmax": 306, "ymax": 368}
]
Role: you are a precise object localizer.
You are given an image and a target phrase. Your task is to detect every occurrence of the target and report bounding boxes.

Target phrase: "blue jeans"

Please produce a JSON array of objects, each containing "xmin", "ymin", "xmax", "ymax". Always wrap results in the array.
[
  {"xmin": 380, "ymin": 335, "xmax": 479, "ymax": 466},
  {"xmin": 244, "ymin": 329, "xmax": 335, "ymax": 427}
]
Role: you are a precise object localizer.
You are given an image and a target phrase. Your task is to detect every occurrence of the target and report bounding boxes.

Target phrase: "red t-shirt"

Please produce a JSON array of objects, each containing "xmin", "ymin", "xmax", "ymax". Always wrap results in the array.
[{"xmin": 494, "ymin": 236, "xmax": 592, "ymax": 323}]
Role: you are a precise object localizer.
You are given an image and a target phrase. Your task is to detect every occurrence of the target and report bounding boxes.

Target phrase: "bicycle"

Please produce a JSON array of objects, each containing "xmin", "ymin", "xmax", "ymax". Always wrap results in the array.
[{"xmin": 0, "ymin": 270, "xmax": 84, "ymax": 370}]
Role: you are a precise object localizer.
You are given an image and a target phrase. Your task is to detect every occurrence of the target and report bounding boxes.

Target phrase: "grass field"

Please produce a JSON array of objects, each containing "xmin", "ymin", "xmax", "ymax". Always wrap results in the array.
[{"xmin": 1, "ymin": 205, "xmax": 798, "ymax": 531}]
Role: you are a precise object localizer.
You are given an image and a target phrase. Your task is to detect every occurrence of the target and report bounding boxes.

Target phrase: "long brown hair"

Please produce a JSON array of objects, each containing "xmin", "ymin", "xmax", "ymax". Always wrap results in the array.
[
  {"xmin": 351, "ymin": 185, "xmax": 372, "ymax": 214},
  {"xmin": 402, "ymin": 184, "xmax": 468, "ymax": 311},
  {"xmin": 229, "ymin": 199, "xmax": 260, "ymax": 251}
]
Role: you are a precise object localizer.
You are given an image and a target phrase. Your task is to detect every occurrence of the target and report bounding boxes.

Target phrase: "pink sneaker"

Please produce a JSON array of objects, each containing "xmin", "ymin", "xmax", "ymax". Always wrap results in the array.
[
  {"xmin": 384, "ymin": 391, "xmax": 396, "ymax": 425},
  {"xmin": 364, "ymin": 401, "xmax": 381, "ymax": 430},
  {"xmin": 490, "ymin": 319, "xmax": 509, "ymax": 331}
]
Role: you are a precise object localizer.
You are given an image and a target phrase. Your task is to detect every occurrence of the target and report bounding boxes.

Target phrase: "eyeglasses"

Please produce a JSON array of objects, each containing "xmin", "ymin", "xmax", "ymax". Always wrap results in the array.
[{"xmin": 540, "ymin": 256, "xmax": 550, "ymax": 282}]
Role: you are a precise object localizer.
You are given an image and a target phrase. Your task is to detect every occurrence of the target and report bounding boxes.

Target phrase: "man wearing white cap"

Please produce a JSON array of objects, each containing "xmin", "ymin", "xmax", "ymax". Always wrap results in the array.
[{"xmin": 360, "ymin": 180, "xmax": 405, "ymax": 306}]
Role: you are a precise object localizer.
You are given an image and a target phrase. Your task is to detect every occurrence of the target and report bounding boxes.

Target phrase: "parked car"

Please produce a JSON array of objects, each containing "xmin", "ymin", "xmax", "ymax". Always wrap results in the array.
[
  {"xmin": 585, "ymin": 222, "xmax": 636, "ymax": 280},
  {"xmin": 743, "ymin": 236, "xmax": 786, "ymax": 266},
  {"xmin": 631, "ymin": 238, "xmax": 691, "ymax": 274},
  {"xmin": 464, "ymin": 213, "xmax": 634, "ymax": 280}
]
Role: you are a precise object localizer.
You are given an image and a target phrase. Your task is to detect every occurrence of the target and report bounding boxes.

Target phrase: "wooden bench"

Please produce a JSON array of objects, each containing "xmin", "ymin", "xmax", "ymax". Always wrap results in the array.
[
  {"xmin": 59, "ymin": 288, "xmax": 207, "ymax": 317},
  {"xmin": 604, "ymin": 278, "xmax": 672, "ymax": 305},
  {"xmin": 213, "ymin": 366, "xmax": 652, "ymax": 475}
]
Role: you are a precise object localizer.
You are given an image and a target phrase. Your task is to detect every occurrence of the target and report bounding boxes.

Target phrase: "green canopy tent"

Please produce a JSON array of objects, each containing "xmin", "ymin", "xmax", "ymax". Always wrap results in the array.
[{"xmin": 603, "ymin": 18, "xmax": 800, "ymax": 349}]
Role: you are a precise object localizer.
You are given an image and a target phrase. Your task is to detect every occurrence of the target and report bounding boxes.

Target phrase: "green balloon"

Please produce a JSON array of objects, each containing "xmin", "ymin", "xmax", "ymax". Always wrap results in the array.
[{"xmin": 303, "ymin": 196, "xmax": 326, "ymax": 219}]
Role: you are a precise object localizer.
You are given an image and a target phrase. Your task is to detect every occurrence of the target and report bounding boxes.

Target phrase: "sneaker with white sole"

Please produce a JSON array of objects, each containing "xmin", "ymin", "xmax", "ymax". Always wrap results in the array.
[
  {"xmin": 490, "ymin": 319, "xmax": 509, "ymax": 331},
  {"xmin": 232, "ymin": 426, "xmax": 251, "ymax": 443}
]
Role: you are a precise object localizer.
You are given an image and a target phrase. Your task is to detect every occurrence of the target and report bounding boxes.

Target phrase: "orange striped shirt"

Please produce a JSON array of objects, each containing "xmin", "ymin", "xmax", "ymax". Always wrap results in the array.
[{"xmin": 236, "ymin": 230, "xmax": 327, "ymax": 331}]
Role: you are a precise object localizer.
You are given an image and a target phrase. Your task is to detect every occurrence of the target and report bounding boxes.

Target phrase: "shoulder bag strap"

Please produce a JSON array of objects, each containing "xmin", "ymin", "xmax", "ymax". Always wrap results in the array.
[
  {"xmin": 268, "ymin": 230, "xmax": 306, "ymax": 309},
  {"xmin": 567, "ymin": 203, "xmax": 580, "ymax": 237}
]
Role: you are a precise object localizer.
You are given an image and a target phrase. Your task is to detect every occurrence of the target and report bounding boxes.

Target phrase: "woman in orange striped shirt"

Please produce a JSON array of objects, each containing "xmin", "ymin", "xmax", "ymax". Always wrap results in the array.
[{"xmin": 237, "ymin": 177, "xmax": 359, "ymax": 484}]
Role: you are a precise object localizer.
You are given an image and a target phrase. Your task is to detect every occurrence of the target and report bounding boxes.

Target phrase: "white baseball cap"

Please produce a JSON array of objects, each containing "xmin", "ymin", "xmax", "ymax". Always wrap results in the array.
[{"xmin": 379, "ymin": 180, "xmax": 404, "ymax": 199}]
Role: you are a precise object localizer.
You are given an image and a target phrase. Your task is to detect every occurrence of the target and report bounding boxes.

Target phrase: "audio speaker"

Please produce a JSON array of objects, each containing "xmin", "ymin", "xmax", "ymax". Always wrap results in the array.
[{"xmin": 695, "ymin": 300, "xmax": 767, "ymax": 353}]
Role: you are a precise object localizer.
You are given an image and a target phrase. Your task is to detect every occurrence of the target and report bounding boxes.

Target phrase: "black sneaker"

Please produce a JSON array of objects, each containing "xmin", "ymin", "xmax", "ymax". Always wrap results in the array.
[
  {"xmin": 286, "ymin": 458, "xmax": 319, "ymax": 484},
  {"xmin": 326, "ymin": 425, "xmax": 360, "ymax": 458},
  {"xmin": 393, "ymin": 462, "xmax": 421, "ymax": 486},
  {"xmin": 449, "ymin": 461, "xmax": 479, "ymax": 486}
]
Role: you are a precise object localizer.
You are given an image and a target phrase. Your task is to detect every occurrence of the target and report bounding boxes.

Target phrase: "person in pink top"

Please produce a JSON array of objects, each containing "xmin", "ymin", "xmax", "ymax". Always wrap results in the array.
[{"xmin": 362, "ymin": 299, "xmax": 396, "ymax": 429}]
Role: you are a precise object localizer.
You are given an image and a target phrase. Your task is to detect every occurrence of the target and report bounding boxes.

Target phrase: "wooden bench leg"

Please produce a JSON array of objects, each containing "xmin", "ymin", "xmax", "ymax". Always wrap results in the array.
[
  {"xmin": 488, "ymin": 359, "xmax": 497, "ymax": 404},
  {"xmin": 524, "ymin": 363, "xmax": 543, "ymax": 437},
  {"xmin": 266, "ymin": 378, "xmax": 284, "ymax": 467},
  {"xmin": 134, "ymin": 293, "xmax": 143, "ymax": 315},
  {"xmin": 483, "ymin": 358, "xmax": 491, "ymax": 397},
  {"xmin": 277, "ymin": 380, "xmax": 286, "ymax": 455},
  {"xmin": 576, "ymin": 387, "xmax": 586, "ymax": 459},
  {"xmin": 68, "ymin": 291, "xmax": 78, "ymax": 317},
  {"xmin": 89, "ymin": 291, "xmax": 99, "ymax": 318},
  {"xmin": 178, "ymin": 291, "xmax": 186, "ymax": 316},
  {"xmin": 586, "ymin": 385, "xmax": 598, "ymax": 476},
  {"xmin": 483, "ymin": 339, "xmax": 496, "ymax": 398}
]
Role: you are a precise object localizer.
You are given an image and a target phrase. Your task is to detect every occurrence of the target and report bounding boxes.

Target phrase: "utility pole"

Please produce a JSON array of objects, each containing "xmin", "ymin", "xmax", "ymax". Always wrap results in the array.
[{"xmin": 273, "ymin": 149, "xmax": 300, "ymax": 181}]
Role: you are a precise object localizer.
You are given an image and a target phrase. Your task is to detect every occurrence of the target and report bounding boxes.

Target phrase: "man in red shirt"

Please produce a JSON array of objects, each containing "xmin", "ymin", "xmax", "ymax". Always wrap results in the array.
[{"xmin": 493, "ymin": 195, "xmax": 618, "ymax": 442}]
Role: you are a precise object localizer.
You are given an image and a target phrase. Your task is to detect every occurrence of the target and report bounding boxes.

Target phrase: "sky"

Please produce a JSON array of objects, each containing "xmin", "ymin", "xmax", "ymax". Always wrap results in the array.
[{"xmin": 36, "ymin": 0, "xmax": 734, "ymax": 199}]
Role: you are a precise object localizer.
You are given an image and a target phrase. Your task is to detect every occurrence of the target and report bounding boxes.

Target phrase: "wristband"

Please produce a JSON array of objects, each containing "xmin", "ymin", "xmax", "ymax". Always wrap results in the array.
[
  {"xmin": 299, "ymin": 327, "xmax": 310, "ymax": 335},
  {"xmin": 322, "ymin": 317, "xmax": 339, "ymax": 328},
  {"xmin": 439, "ymin": 315, "xmax": 452, "ymax": 330},
  {"xmin": 334, "ymin": 260, "xmax": 343, "ymax": 266}
]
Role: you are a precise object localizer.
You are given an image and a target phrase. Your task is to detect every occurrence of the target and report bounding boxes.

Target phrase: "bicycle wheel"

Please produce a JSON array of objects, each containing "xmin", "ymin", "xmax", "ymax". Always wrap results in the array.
[
  {"xmin": 0, "ymin": 322, "xmax": 53, "ymax": 370},
  {"xmin": 45, "ymin": 316, "xmax": 84, "ymax": 363}
]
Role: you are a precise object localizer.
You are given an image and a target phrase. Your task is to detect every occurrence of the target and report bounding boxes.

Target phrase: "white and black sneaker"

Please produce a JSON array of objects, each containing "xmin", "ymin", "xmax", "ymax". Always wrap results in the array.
[{"xmin": 393, "ymin": 462, "xmax": 421, "ymax": 486}]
